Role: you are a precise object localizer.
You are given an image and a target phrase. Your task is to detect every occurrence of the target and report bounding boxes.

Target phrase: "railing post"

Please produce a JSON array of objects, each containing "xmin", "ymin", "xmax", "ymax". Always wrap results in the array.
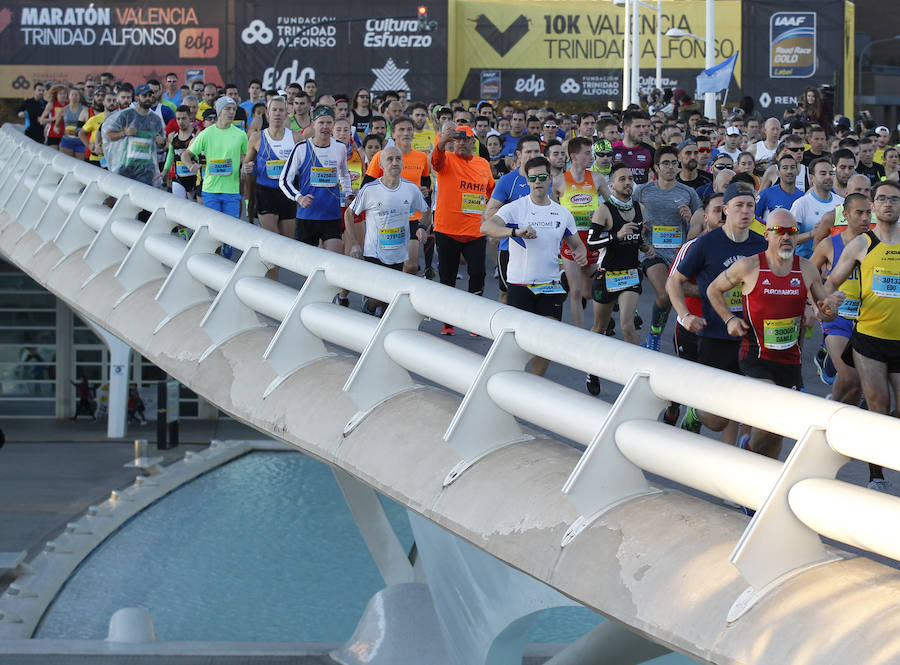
[
  {"xmin": 153, "ymin": 225, "xmax": 219, "ymax": 331},
  {"xmin": 113, "ymin": 207, "xmax": 173, "ymax": 301},
  {"xmin": 52, "ymin": 181, "xmax": 108, "ymax": 260},
  {"xmin": 82, "ymin": 195, "xmax": 141, "ymax": 282}
]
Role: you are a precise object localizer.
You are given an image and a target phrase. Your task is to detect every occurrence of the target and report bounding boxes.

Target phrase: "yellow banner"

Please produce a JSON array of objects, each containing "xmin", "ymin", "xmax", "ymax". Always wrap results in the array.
[{"xmin": 450, "ymin": 0, "xmax": 741, "ymax": 98}]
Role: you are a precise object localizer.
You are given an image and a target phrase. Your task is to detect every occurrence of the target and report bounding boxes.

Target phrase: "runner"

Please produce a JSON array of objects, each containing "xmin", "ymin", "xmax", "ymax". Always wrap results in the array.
[
  {"xmin": 431, "ymin": 122, "xmax": 495, "ymax": 335},
  {"xmin": 279, "ymin": 106, "xmax": 352, "ymax": 256},
  {"xmin": 583, "ymin": 163, "xmax": 648, "ymax": 394},
  {"xmin": 347, "ymin": 145, "xmax": 430, "ymax": 315},
  {"xmin": 676, "ymin": 139, "xmax": 712, "ymax": 191},
  {"xmin": 612, "ymin": 110, "xmax": 655, "ymax": 186},
  {"xmin": 789, "ymin": 157, "xmax": 844, "ymax": 259},
  {"xmin": 362, "ymin": 115, "xmax": 431, "ymax": 275},
  {"xmin": 755, "ymin": 152, "xmax": 803, "ymax": 220},
  {"xmin": 551, "ymin": 136, "xmax": 611, "ymax": 330},
  {"xmin": 104, "ymin": 84, "xmax": 166, "ymax": 186},
  {"xmin": 482, "ymin": 135, "xmax": 542, "ymax": 305},
  {"xmin": 481, "ymin": 155, "xmax": 586, "ymax": 376},
  {"xmin": 181, "ymin": 96, "xmax": 249, "ymax": 229},
  {"xmin": 242, "ymin": 95, "xmax": 300, "ymax": 271},
  {"xmin": 707, "ymin": 208, "xmax": 839, "ymax": 458},
  {"xmin": 163, "ymin": 105, "xmax": 199, "ymax": 199},
  {"xmin": 16, "ymin": 82, "xmax": 47, "ymax": 144},
  {"xmin": 78, "ymin": 87, "xmax": 115, "ymax": 168},
  {"xmin": 814, "ymin": 175, "xmax": 875, "ymax": 243},
  {"xmin": 57, "ymin": 87, "xmax": 89, "ymax": 158},
  {"xmin": 823, "ymin": 180, "xmax": 900, "ymax": 491},
  {"xmin": 666, "ymin": 182, "xmax": 768, "ymax": 443},
  {"xmin": 634, "ymin": 145, "xmax": 702, "ymax": 350},
  {"xmin": 810, "ymin": 193, "xmax": 871, "ymax": 403}
]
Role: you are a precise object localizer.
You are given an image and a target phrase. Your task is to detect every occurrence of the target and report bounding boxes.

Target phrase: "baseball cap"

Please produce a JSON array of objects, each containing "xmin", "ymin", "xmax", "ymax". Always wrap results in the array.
[
  {"xmin": 93, "ymin": 85, "xmax": 108, "ymax": 96},
  {"xmin": 725, "ymin": 126, "xmax": 742, "ymax": 136},
  {"xmin": 214, "ymin": 96, "xmax": 236, "ymax": 114},
  {"xmin": 134, "ymin": 83, "xmax": 152, "ymax": 96},
  {"xmin": 311, "ymin": 105, "xmax": 335, "ymax": 121},
  {"xmin": 722, "ymin": 181, "xmax": 755, "ymax": 204},
  {"xmin": 593, "ymin": 138, "xmax": 613, "ymax": 156},
  {"xmin": 876, "ymin": 125, "xmax": 890, "ymax": 135},
  {"xmin": 454, "ymin": 125, "xmax": 475, "ymax": 138},
  {"xmin": 677, "ymin": 139, "xmax": 697, "ymax": 152},
  {"xmin": 202, "ymin": 108, "xmax": 217, "ymax": 121},
  {"xmin": 834, "ymin": 117, "xmax": 851, "ymax": 128}
]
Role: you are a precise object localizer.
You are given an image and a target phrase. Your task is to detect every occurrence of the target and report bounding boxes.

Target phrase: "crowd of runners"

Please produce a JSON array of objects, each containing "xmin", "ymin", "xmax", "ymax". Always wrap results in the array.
[{"xmin": 15, "ymin": 74, "xmax": 900, "ymax": 490}]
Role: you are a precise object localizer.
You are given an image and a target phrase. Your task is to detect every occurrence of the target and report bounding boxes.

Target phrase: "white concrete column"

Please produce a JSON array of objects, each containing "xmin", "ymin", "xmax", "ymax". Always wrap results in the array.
[{"xmin": 83, "ymin": 318, "xmax": 131, "ymax": 438}]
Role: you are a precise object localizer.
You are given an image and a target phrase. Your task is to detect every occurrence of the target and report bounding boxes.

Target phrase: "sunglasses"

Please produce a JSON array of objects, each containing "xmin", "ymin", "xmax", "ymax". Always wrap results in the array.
[
  {"xmin": 596, "ymin": 152, "xmax": 613, "ymax": 158},
  {"xmin": 768, "ymin": 226, "xmax": 798, "ymax": 236},
  {"xmin": 544, "ymin": 125, "xmax": 557, "ymax": 130},
  {"xmin": 527, "ymin": 173, "xmax": 550, "ymax": 182},
  {"xmin": 698, "ymin": 147, "xmax": 712, "ymax": 153},
  {"xmin": 713, "ymin": 163, "xmax": 734, "ymax": 170}
]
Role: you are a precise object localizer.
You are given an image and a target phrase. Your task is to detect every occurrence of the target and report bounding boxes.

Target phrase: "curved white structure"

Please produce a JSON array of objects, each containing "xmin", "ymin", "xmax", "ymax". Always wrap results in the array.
[{"xmin": 1, "ymin": 125, "xmax": 900, "ymax": 664}]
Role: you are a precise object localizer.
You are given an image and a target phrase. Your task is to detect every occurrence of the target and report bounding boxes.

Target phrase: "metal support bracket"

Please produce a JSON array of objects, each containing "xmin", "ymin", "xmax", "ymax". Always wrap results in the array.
[
  {"xmin": 560, "ymin": 372, "xmax": 663, "ymax": 547},
  {"xmin": 82, "ymin": 196, "xmax": 140, "ymax": 282},
  {"xmin": 153, "ymin": 225, "xmax": 219, "ymax": 332},
  {"xmin": 113, "ymin": 207, "xmax": 172, "ymax": 304},
  {"xmin": 32, "ymin": 171, "xmax": 81, "ymax": 244},
  {"xmin": 262, "ymin": 268, "xmax": 339, "ymax": 397},
  {"xmin": 729, "ymin": 426, "xmax": 849, "ymax": 603},
  {"xmin": 342, "ymin": 291, "xmax": 423, "ymax": 435},
  {"xmin": 51, "ymin": 181, "xmax": 106, "ymax": 261},
  {"xmin": 198, "ymin": 245, "xmax": 268, "ymax": 361},
  {"xmin": 0, "ymin": 152, "xmax": 38, "ymax": 213},
  {"xmin": 443, "ymin": 328, "xmax": 532, "ymax": 486}
]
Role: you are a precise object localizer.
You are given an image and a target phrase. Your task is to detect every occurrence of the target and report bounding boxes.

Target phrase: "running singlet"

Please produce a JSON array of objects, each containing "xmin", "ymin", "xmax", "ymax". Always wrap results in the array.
[
  {"xmin": 741, "ymin": 253, "xmax": 807, "ymax": 364},
  {"xmin": 170, "ymin": 132, "xmax": 197, "ymax": 184},
  {"xmin": 611, "ymin": 140, "xmax": 654, "ymax": 184},
  {"xmin": 280, "ymin": 138, "xmax": 351, "ymax": 221},
  {"xmin": 598, "ymin": 201, "xmax": 643, "ymax": 274},
  {"xmin": 559, "ymin": 170, "xmax": 600, "ymax": 231},
  {"xmin": 256, "ymin": 128, "xmax": 296, "ymax": 188},
  {"xmin": 47, "ymin": 100, "xmax": 66, "ymax": 139},
  {"xmin": 829, "ymin": 233, "xmax": 861, "ymax": 320},
  {"xmin": 857, "ymin": 231, "xmax": 900, "ymax": 340}
]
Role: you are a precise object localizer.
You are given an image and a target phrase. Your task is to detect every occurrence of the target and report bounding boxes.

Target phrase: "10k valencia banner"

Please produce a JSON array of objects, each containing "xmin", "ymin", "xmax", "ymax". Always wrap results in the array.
[{"xmin": 449, "ymin": 0, "xmax": 742, "ymax": 102}]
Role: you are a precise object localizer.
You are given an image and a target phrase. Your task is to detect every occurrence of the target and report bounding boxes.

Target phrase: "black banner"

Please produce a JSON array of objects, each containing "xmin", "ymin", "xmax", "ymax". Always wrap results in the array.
[
  {"xmin": 234, "ymin": 1, "xmax": 447, "ymax": 101},
  {"xmin": 740, "ymin": 0, "xmax": 847, "ymax": 120}
]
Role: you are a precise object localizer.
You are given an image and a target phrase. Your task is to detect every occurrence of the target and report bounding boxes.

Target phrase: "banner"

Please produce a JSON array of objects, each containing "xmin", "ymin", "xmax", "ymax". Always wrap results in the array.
[
  {"xmin": 0, "ymin": 1, "xmax": 227, "ymax": 97},
  {"xmin": 234, "ymin": 0, "xmax": 447, "ymax": 102},
  {"xmin": 740, "ymin": 0, "xmax": 848, "ymax": 119},
  {"xmin": 449, "ymin": 0, "xmax": 741, "ymax": 102}
]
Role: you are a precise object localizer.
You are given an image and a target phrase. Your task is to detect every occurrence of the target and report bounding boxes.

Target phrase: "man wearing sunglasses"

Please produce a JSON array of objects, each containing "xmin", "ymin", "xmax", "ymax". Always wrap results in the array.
[
  {"xmin": 760, "ymin": 136, "xmax": 808, "ymax": 192},
  {"xmin": 706, "ymin": 208, "xmax": 839, "ymax": 459},
  {"xmin": 823, "ymin": 180, "xmax": 900, "ymax": 491},
  {"xmin": 481, "ymin": 155, "xmax": 586, "ymax": 376}
]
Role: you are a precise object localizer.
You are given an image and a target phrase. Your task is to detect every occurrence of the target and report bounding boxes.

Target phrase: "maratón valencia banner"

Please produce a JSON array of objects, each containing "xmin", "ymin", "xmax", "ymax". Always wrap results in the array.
[{"xmin": 450, "ymin": 0, "xmax": 742, "ymax": 102}]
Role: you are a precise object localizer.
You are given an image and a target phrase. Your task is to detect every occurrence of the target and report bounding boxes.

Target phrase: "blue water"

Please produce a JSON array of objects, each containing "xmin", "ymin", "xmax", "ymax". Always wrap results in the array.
[{"xmin": 35, "ymin": 452, "xmax": 696, "ymax": 661}]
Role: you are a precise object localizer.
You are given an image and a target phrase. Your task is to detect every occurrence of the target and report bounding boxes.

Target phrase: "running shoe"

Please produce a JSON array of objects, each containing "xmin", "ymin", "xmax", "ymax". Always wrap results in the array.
[
  {"xmin": 813, "ymin": 347, "xmax": 836, "ymax": 385},
  {"xmin": 634, "ymin": 312, "xmax": 643, "ymax": 330},
  {"xmin": 680, "ymin": 407, "xmax": 702, "ymax": 433},
  {"xmin": 585, "ymin": 374, "xmax": 601, "ymax": 396},
  {"xmin": 662, "ymin": 404, "xmax": 680, "ymax": 426},
  {"xmin": 642, "ymin": 332, "xmax": 661, "ymax": 351},
  {"xmin": 440, "ymin": 324, "xmax": 455, "ymax": 336},
  {"xmin": 867, "ymin": 478, "xmax": 888, "ymax": 492},
  {"xmin": 605, "ymin": 319, "xmax": 616, "ymax": 337}
]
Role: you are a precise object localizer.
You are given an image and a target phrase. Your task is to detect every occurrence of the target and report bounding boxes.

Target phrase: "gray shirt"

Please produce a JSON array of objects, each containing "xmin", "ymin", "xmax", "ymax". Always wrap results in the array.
[
  {"xmin": 634, "ymin": 180, "xmax": 702, "ymax": 264},
  {"xmin": 106, "ymin": 107, "xmax": 164, "ymax": 185}
]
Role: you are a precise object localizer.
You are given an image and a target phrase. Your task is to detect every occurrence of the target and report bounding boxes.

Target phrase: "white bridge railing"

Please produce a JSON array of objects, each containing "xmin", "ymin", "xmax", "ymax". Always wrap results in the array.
[{"xmin": 1, "ymin": 123, "xmax": 900, "ymax": 626}]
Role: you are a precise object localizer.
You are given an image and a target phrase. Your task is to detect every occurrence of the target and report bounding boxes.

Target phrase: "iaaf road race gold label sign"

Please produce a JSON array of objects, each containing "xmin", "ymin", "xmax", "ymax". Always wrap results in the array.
[{"xmin": 769, "ymin": 12, "xmax": 816, "ymax": 78}]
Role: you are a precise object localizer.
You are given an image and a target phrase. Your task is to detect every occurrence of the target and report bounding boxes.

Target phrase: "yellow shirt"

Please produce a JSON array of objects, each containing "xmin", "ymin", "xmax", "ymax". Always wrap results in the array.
[
  {"xmin": 81, "ymin": 112, "xmax": 106, "ymax": 162},
  {"xmin": 412, "ymin": 127, "xmax": 436, "ymax": 153},
  {"xmin": 196, "ymin": 100, "xmax": 211, "ymax": 120}
]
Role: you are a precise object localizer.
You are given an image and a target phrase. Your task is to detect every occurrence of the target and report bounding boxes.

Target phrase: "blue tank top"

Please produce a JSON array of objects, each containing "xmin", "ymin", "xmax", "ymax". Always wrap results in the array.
[
  {"xmin": 295, "ymin": 140, "xmax": 342, "ymax": 221},
  {"xmin": 255, "ymin": 128, "xmax": 295, "ymax": 189}
]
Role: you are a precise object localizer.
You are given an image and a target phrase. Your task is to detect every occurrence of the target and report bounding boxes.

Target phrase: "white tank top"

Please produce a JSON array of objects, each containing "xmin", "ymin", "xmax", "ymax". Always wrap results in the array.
[{"xmin": 263, "ymin": 127, "xmax": 296, "ymax": 159}]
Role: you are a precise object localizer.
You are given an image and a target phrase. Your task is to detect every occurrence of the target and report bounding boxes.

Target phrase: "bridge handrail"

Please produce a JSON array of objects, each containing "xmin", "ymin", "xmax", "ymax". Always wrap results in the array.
[{"xmin": 1, "ymin": 123, "xmax": 898, "ymax": 597}]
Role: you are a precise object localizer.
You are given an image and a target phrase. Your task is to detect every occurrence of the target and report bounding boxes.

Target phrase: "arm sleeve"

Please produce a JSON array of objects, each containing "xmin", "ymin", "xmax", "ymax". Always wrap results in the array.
[
  {"xmin": 279, "ymin": 141, "xmax": 307, "ymax": 201},
  {"xmin": 163, "ymin": 144, "xmax": 175, "ymax": 171},
  {"xmin": 586, "ymin": 222, "xmax": 612, "ymax": 250}
]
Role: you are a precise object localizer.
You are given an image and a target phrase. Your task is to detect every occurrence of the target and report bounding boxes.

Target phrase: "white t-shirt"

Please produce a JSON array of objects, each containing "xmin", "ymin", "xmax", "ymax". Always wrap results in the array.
[
  {"xmin": 351, "ymin": 178, "xmax": 428, "ymax": 265},
  {"xmin": 496, "ymin": 196, "xmax": 577, "ymax": 284},
  {"xmin": 789, "ymin": 189, "xmax": 844, "ymax": 258}
]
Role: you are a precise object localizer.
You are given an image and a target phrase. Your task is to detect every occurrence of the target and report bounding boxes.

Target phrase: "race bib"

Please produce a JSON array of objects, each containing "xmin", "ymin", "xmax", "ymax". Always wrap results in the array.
[
  {"xmin": 265, "ymin": 159, "xmax": 285, "ymax": 179},
  {"xmin": 527, "ymin": 282, "xmax": 566, "ymax": 295},
  {"xmin": 379, "ymin": 226, "xmax": 405, "ymax": 249},
  {"xmin": 838, "ymin": 297, "xmax": 860, "ymax": 319},
  {"xmin": 207, "ymin": 159, "xmax": 233, "ymax": 176},
  {"xmin": 573, "ymin": 213, "xmax": 592, "ymax": 230},
  {"xmin": 606, "ymin": 268, "xmax": 640, "ymax": 292},
  {"xmin": 726, "ymin": 285, "xmax": 743, "ymax": 313},
  {"xmin": 99, "ymin": 156, "xmax": 107, "ymax": 168},
  {"xmin": 763, "ymin": 316, "xmax": 800, "ymax": 350},
  {"xmin": 175, "ymin": 161, "xmax": 192, "ymax": 177},
  {"xmin": 461, "ymin": 192, "xmax": 485, "ymax": 214},
  {"xmin": 232, "ymin": 120, "xmax": 246, "ymax": 131},
  {"xmin": 872, "ymin": 267, "xmax": 900, "ymax": 298},
  {"xmin": 125, "ymin": 136, "xmax": 153, "ymax": 162},
  {"xmin": 310, "ymin": 165, "xmax": 338, "ymax": 187},
  {"xmin": 652, "ymin": 225, "xmax": 682, "ymax": 248}
]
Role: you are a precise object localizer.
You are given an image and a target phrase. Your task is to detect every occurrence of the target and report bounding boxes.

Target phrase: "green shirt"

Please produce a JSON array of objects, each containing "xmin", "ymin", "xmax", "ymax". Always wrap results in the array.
[{"xmin": 189, "ymin": 124, "xmax": 248, "ymax": 194}]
